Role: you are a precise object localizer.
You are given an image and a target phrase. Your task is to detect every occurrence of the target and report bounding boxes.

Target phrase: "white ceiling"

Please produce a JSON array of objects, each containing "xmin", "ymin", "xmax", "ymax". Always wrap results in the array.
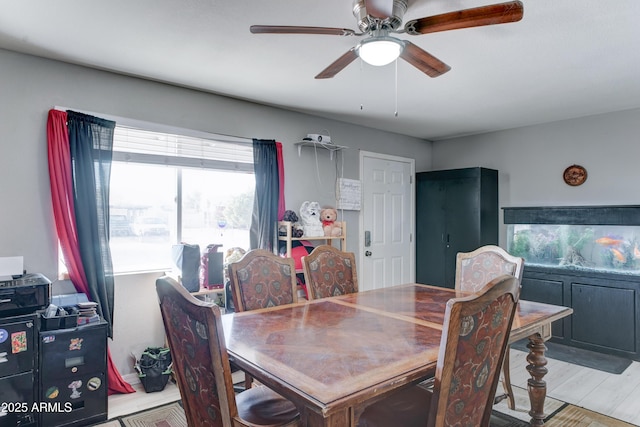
[{"xmin": 1, "ymin": 0, "xmax": 639, "ymax": 140}]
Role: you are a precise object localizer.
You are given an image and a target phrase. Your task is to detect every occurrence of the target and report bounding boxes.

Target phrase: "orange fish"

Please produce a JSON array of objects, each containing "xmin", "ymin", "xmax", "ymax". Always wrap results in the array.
[
  {"xmin": 611, "ymin": 248, "xmax": 626, "ymax": 263},
  {"xmin": 595, "ymin": 237, "xmax": 623, "ymax": 246},
  {"xmin": 634, "ymin": 244, "xmax": 640, "ymax": 260}
]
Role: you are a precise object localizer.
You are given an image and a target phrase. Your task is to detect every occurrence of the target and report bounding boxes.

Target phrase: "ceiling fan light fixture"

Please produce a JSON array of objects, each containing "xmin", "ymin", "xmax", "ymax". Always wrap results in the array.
[{"xmin": 357, "ymin": 37, "xmax": 403, "ymax": 66}]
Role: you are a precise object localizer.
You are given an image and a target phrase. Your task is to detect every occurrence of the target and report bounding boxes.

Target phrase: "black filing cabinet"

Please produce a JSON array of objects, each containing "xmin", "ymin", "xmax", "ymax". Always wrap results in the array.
[
  {"xmin": 38, "ymin": 322, "xmax": 107, "ymax": 427},
  {"xmin": 0, "ymin": 314, "xmax": 38, "ymax": 427}
]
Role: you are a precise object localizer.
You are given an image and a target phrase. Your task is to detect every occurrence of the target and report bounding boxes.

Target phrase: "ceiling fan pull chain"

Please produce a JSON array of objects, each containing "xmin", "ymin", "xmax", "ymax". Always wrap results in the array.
[
  {"xmin": 394, "ymin": 59, "xmax": 399, "ymax": 117},
  {"xmin": 360, "ymin": 58, "xmax": 364, "ymax": 111}
]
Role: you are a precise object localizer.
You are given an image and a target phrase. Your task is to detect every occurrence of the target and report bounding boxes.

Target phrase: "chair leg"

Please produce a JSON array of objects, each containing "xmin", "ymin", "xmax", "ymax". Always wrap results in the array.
[
  {"xmin": 501, "ymin": 347, "xmax": 516, "ymax": 410},
  {"xmin": 493, "ymin": 346, "xmax": 516, "ymax": 410},
  {"xmin": 244, "ymin": 373, "xmax": 254, "ymax": 389},
  {"xmin": 230, "ymin": 362, "xmax": 252, "ymax": 392}
]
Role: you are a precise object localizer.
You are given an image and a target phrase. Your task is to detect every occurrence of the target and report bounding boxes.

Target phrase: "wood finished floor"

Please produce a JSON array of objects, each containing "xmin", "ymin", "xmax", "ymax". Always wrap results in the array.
[
  {"xmin": 502, "ymin": 349, "xmax": 640, "ymax": 426},
  {"xmin": 107, "ymin": 349, "xmax": 640, "ymax": 426}
]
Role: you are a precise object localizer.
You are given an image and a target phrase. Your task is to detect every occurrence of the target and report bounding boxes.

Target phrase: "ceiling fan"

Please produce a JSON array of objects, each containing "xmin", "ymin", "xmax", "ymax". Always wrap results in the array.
[{"xmin": 250, "ymin": 0, "xmax": 524, "ymax": 79}]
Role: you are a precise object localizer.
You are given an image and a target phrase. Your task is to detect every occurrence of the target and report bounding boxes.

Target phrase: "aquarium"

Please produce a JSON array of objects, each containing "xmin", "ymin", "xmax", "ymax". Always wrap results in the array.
[
  {"xmin": 504, "ymin": 205, "xmax": 640, "ymax": 275},
  {"xmin": 507, "ymin": 224, "xmax": 640, "ymax": 273}
]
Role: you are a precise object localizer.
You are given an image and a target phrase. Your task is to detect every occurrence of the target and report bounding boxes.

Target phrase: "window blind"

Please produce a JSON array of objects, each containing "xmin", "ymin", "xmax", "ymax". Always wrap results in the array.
[{"xmin": 112, "ymin": 126, "xmax": 254, "ymax": 173}]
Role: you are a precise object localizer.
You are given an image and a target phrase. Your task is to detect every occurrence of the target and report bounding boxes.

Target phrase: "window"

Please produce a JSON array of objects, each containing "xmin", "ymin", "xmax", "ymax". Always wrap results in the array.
[{"xmin": 108, "ymin": 126, "xmax": 254, "ymax": 273}]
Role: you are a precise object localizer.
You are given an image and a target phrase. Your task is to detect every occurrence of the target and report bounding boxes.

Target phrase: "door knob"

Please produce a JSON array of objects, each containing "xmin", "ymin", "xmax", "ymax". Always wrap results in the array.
[{"xmin": 365, "ymin": 251, "xmax": 372, "ymax": 257}]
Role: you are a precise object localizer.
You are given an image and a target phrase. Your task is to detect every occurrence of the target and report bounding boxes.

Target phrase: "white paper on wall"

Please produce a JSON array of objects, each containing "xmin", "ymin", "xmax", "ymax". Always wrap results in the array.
[{"xmin": 336, "ymin": 178, "xmax": 361, "ymax": 211}]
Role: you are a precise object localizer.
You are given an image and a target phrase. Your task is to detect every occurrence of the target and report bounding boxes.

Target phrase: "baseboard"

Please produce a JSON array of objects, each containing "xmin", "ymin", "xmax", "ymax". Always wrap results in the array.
[
  {"xmin": 123, "ymin": 371, "xmax": 241, "ymax": 388},
  {"xmin": 123, "ymin": 372, "xmax": 141, "ymax": 385}
]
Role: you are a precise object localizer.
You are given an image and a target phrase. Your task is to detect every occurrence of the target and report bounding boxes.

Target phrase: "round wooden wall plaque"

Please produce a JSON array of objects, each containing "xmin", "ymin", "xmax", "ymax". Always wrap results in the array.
[{"xmin": 563, "ymin": 165, "xmax": 587, "ymax": 186}]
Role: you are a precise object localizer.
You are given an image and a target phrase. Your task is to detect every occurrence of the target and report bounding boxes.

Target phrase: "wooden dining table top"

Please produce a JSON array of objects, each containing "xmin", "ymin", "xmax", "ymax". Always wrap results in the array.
[{"xmin": 221, "ymin": 283, "xmax": 573, "ymax": 425}]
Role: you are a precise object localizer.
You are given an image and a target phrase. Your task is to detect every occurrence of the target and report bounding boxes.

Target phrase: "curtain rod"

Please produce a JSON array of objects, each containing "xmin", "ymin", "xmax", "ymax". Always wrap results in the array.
[{"xmin": 53, "ymin": 106, "xmax": 255, "ymax": 145}]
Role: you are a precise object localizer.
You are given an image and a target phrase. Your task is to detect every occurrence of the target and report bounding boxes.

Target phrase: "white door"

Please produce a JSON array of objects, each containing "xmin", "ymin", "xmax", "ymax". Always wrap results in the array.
[{"xmin": 359, "ymin": 151, "xmax": 415, "ymax": 291}]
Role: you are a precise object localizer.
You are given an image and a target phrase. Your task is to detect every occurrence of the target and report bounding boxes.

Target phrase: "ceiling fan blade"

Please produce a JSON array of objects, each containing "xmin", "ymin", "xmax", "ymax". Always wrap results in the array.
[
  {"xmin": 400, "ymin": 41, "xmax": 451, "ymax": 77},
  {"xmin": 364, "ymin": 0, "xmax": 394, "ymax": 19},
  {"xmin": 315, "ymin": 48, "xmax": 359, "ymax": 79},
  {"xmin": 404, "ymin": 1, "xmax": 524, "ymax": 35},
  {"xmin": 250, "ymin": 25, "xmax": 356, "ymax": 36}
]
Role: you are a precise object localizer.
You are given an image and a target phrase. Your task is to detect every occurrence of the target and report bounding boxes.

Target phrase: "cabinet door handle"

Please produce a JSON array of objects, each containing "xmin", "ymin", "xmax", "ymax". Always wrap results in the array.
[{"xmin": 0, "ymin": 299, "xmax": 11, "ymax": 304}]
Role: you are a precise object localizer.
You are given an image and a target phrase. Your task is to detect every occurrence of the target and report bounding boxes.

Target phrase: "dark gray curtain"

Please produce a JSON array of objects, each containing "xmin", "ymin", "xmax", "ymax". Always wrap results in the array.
[
  {"xmin": 250, "ymin": 139, "xmax": 279, "ymax": 251},
  {"xmin": 67, "ymin": 111, "xmax": 116, "ymax": 337}
]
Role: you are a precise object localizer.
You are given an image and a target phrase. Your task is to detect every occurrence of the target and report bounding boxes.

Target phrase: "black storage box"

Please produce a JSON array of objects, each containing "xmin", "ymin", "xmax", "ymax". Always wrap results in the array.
[{"xmin": 41, "ymin": 313, "xmax": 78, "ymax": 331}]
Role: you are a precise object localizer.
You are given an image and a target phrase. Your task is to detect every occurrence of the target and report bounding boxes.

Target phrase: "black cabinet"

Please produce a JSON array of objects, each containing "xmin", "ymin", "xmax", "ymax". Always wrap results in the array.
[
  {"xmin": 519, "ymin": 275, "xmax": 565, "ymax": 339},
  {"xmin": 416, "ymin": 167, "xmax": 498, "ymax": 288},
  {"xmin": 39, "ymin": 322, "xmax": 107, "ymax": 427},
  {"xmin": 522, "ymin": 266, "xmax": 640, "ymax": 360},
  {"xmin": 572, "ymin": 283, "xmax": 635, "ymax": 352},
  {"xmin": 0, "ymin": 314, "xmax": 38, "ymax": 427}
]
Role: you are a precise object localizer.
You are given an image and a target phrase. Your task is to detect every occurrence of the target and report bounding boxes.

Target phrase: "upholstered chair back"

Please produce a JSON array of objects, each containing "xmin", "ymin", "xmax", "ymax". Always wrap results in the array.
[
  {"xmin": 455, "ymin": 245, "xmax": 525, "ymax": 411},
  {"xmin": 357, "ymin": 275, "xmax": 520, "ymax": 427},
  {"xmin": 455, "ymin": 245, "xmax": 524, "ymax": 293},
  {"xmin": 156, "ymin": 275, "xmax": 237, "ymax": 426},
  {"xmin": 429, "ymin": 275, "xmax": 520, "ymax": 427},
  {"xmin": 302, "ymin": 245, "xmax": 358, "ymax": 300},
  {"xmin": 156, "ymin": 275, "xmax": 301, "ymax": 427},
  {"xmin": 228, "ymin": 249, "xmax": 298, "ymax": 312}
]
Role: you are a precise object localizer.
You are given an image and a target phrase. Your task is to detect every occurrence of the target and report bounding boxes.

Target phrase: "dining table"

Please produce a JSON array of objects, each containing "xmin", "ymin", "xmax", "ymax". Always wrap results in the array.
[{"xmin": 221, "ymin": 283, "xmax": 573, "ymax": 427}]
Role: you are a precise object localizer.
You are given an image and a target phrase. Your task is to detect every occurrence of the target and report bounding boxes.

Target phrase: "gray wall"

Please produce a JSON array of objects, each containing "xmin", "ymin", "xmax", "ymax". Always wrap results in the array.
[
  {"xmin": 5, "ymin": 45, "xmax": 639, "ymax": 378},
  {"xmin": 430, "ymin": 107, "xmax": 640, "ymax": 247},
  {"xmin": 0, "ymin": 48, "xmax": 432, "ymax": 378}
]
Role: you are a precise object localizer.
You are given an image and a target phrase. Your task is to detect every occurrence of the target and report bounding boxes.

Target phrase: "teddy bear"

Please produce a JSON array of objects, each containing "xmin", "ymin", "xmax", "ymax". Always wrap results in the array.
[
  {"xmin": 299, "ymin": 201, "xmax": 324, "ymax": 237},
  {"xmin": 320, "ymin": 207, "xmax": 342, "ymax": 237}
]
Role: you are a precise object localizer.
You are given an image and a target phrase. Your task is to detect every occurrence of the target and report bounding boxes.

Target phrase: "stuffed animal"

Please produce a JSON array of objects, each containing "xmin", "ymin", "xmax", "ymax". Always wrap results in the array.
[
  {"xmin": 279, "ymin": 210, "xmax": 304, "ymax": 237},
  {"xmin": 224, "ymin": 247, "xmax": 246, "ymax": 265},
  {"xmin": 299, "ymin": 201, "xmax": 324, "ymax": 237},
  {"xmin": 283, "ymin": 210, "xmax": 298, "ymax": 223},
  {"xmin": 320, "ymin": 207, "xmax": 342, "ymax": 237}
]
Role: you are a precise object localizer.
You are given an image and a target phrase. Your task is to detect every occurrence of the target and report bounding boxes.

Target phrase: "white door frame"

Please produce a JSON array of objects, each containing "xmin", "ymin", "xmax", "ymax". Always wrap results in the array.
[{"xmin": 359, "ymin": 150, "xmax": 416, "ymax": 287}]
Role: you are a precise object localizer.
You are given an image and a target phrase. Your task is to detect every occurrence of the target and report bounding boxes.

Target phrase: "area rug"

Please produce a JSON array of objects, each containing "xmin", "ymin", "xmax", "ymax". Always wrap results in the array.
[
  {"xmin": 544, "ymin": 404, "xmax": 637, "ymax": 427},
  {"xmin": 91, "ymin": 422, "xmax": 121, "ymax": 427},
  {"xmin": 512, "ymin": 340, "xmax": 632, "ymax": 374},
  {"xmin": 120, "ymin": 402, "xmax": 187, "ymax": 427},
  {"xmin": 493, "ymin": 383, "xmax": 565, "ymax": 422},
  {"xmin": 91, "ymin": 399, "xmax": 634, "ymax": 427},
  {"xmin": 89, "ymin": 402, "xmax": 187, "ymax": 427},
  {"xmin": 490, "ymin": 411, "xmax": 531, "ymax": 426},
  {"xmin": 94, "ymin": 401, "xmax": 524, "ymax": 427}
]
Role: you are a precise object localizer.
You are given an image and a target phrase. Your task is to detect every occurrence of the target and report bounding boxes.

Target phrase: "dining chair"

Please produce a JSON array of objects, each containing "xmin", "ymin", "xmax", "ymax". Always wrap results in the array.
[
  {"xmin": 455, "ymin": 244, "xmax": 524, "ymax": 410},
  {"xmin": 155, "ymin": 276, "xmax": 301, "ymax": 427},
  {"xmin": 358, "ymin": 274, "xmax": 520, "ymax": 427},
  {"xmin": 227, "ymin": 249, "xmax": 298, "ymax": 388},
  {"xmin": 455, "ymin": 244, "xmax": 524, "ymax": 293},
  {"xmin": 301, "ymin": 244, "xmax": 358, "ymax": 300},
  {"xmin": 227, "ymin": 249, "xmax": 298, "ymax": 312}
]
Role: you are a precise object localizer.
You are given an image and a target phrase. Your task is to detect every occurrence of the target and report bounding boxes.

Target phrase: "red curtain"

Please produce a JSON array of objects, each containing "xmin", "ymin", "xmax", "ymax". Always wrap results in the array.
[
  {"xmin": 47, "ymin": 110, "xmax": 90, "ymax": 296},
  {"xmin": 276, "ymin": 141, "xmax": 286, "ymax": 220},
  {"xmin": 47, "ymin": 109, "xmax": 135, "ymax": 395}
]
